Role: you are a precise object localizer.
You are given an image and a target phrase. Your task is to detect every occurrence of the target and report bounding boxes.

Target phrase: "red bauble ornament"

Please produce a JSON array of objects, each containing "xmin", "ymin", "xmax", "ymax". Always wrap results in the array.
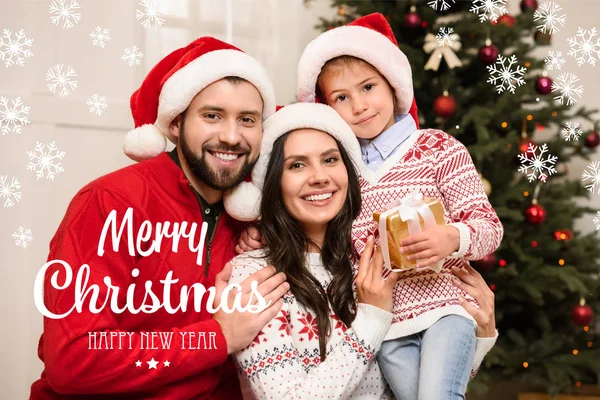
[
  {"xmin": 515, "ymin": 137, "xmax": 537, "ymax": 165},
  {"xmin": 475, "ymin": 253, "xmax": 497, "ymax": 271},
  {"xmin": 553, "ymin": 229, "xmax": 574, "ymax": 241},
  {"xmin": 489, "ymin": 284, "xmax": 497, "ymax": 292},
  {"xmin": 496, "ymin": 14, "xmax": 516, "ymax": 27},
  {"xmin": 518, "ymin": 137, "xmax": 536, "ymax": 153},
  {"xmin": 584, "ymin": 131, "xmax": 600, "ymax": 149},
  {"xmin": 535, "ymin": 76, "xmax": 553, "ymax": 95},
  {"xmin": 534, "ymin": 31, "xmax": 552, "ymax": 45},
  {"xmin": 524, "ymin": 203, "xmax": 546, "ymax": 225},
  {"xmin": 404, "ymin": 11, "xmax": 422, "ymax": 30},
  {"xmin": 433, "ymin": 93, "xmax": 456, "ymax": 118},
  {"xmin": 571, "ymin": 303, "xmax": 594, "ymax": 326},
  {"xmin": 479, "ymin": 44, "xmax": 499, "ymax": 64},
  {"xmin": 520, "ymin": 0, "xmax": 539, "ymax": 12}
]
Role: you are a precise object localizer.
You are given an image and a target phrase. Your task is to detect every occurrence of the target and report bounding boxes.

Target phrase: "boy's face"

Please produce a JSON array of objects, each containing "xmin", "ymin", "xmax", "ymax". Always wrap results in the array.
[{"xmin": 320, "ymin": 61, "xmax": 395, "ymax": 140}]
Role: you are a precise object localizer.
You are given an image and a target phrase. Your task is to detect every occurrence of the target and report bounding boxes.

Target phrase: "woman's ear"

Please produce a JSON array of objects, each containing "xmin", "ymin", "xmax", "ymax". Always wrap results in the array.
[{"xmin": 169, "ymin": 114, "xmax": 183, "ymax": 139}]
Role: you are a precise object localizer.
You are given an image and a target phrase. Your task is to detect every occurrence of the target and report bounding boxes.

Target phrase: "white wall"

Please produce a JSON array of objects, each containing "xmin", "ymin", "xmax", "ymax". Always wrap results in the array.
[
  {"xmin": 0, "ymin": 0, "xmax": 597, "ymax": 398},
  {"xmin": 0, "ymin": 1, "xmax": 336, "ymax": 398}
]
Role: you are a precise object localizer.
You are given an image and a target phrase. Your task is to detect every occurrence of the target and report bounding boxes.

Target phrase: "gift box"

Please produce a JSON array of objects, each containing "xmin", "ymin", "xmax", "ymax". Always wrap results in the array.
[{"xmin": 373, "ymin": 193, "xmax": 447, "ymax": 272}]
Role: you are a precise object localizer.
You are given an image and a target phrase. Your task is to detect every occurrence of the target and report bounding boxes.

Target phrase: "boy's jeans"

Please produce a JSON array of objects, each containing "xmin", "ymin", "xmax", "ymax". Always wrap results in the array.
[{"xmin": 377, "ymin": 315, "xmax": 476, "ymax": 400}]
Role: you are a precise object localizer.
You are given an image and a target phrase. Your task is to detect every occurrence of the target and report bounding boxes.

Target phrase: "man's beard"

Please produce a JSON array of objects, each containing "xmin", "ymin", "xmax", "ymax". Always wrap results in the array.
[{"xmin": 179, "ymin": 118, "xmax": 256, "ymax": 191}]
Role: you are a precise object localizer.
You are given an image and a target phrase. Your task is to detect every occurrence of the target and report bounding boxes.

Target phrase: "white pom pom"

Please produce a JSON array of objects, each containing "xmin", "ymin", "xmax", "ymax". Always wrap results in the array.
[
  {"xmin": 224, "ymin": 181, "xmax": 262, "ymax": 221},
  {"xmin": 123, "ymin": 124, "xmax": 167, "ymax": 162}
]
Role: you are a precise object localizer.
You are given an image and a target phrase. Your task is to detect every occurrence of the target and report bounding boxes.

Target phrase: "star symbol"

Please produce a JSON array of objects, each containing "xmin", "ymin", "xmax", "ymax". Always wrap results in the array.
[
  {"xmin": 135, "ymin": 360, "xmax": 142, "ymax": 367},
  {"xmin": 163, "ymin": 360, "xmax": 170, "ymax": 367},
  {"xmin": 147, "ymin": 358, "xmax": 158, "ymax": 369}
]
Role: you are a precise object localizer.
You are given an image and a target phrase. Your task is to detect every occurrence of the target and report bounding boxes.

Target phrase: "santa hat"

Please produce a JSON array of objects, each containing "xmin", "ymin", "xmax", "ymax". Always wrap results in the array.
[
  {"xmin": 224, "ymin": 102, "xmax": 362, "ymax": 221},
  {"xmin": 296, "ymin": 12, "xmax": 419, "ymax": 127},
  {"xmin": 124, "ymin": 36, "xmax": 276, "ymax": 161}
]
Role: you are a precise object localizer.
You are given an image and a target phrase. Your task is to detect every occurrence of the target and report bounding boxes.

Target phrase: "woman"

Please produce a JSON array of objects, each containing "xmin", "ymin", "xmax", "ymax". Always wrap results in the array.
[
  {"xmin": 226, "ymin": 103, "xmax": 497, "ymax": 399},
  {"xmin": 227, "ymin": 103, "xmax": 398, "ymax": 399}
]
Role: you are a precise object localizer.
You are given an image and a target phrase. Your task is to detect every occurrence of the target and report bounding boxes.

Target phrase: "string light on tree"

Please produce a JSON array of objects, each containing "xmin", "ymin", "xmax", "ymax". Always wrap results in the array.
[{"xmin": 553, "ymin": 229, "xmax": 573, "ymax": 241}]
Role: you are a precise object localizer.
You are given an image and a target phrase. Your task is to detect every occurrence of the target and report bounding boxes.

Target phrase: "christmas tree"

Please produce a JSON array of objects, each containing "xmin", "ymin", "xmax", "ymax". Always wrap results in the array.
[{"xmin": 316, "ymin": 0, "xmax": 600, "ymax": 395}]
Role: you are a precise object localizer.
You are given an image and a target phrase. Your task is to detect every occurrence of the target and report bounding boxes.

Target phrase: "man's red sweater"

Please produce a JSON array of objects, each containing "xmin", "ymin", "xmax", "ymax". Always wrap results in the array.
[{"xmin": 30, "ymin": 153, "xmax": 245, "ymax": 399}]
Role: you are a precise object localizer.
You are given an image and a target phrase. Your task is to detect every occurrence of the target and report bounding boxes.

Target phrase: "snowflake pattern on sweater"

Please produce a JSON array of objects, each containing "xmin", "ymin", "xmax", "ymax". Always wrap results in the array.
[
  {"xmin": 352, "ymin": 129, "xmax": 504, "ymax": 341},
  {"xmin": 229, "ymin": 250, "xmax": 393, "ymax": 400}
]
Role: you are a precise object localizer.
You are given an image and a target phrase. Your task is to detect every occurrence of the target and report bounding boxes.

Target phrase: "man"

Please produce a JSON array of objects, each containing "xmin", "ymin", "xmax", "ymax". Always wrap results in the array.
[{"xmin": 30, "ymin": 37, "xmax": 288, "ymax": 399}]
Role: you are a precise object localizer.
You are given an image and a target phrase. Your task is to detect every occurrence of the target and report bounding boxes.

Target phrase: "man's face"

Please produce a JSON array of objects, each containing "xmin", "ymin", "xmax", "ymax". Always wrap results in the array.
[{"xmin": 172, "ymin": 78, "xmax": 264, "ymax": 191}]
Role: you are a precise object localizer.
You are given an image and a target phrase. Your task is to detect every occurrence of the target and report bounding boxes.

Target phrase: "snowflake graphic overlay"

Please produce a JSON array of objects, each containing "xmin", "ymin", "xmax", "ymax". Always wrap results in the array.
[
  {"xmin": 46, "ymin": 64, "xmax": 78, "ymax": 96},
  {"xmin": 87, "ymin": 94, "xmax": 107, "ymax": 116},
  {"xmin": 470, "ymin": 0, "xmax": 508, "ymax": 23},
  {"xmin": 49, "ymin": 0, "xmax": 82, "ymax": 29},
  {"xmin": 27, "ymin": 141, "xmax": 65, "ymax": 181},
  {"xmin": 562, "ymin": 122, "xmax": 583, "ymax": 142},
  {"xmin": 122, "ymin": 46, "xmax": 144, "ymax": 66},
  {"xmin": 487, "ymin": 54, "xmax": 527, "ymax": 94},
  {"xmin": 436, "ymin": 27, "xmax": 457, "ymax": 47},
  {"xmin": 135, "ymin": 0, "xmax": 168, "ymax": 28},
  {"xmin": 593, "ymin": 211, "xmax": 600, "ymax": 231},
  {"xmin": 0, "ymin": 29, "xmax": 33, "ymax": 68},
  {"xmin": 0, "ymin": 97, "xmax": 30, "ymax": 135},
  {"xmin": 567, "ymin": 27, "xmax": 600, "ymax": 67},
  {"xmin": 582, "ymin": 161, "xmax": 600, "ymax": 195},
  {"xmin": 544, "ymin": 51, "xmax": 565, "ymax": 71},
  {"xmin": 552, "ymin": 72, "xmax": 584, "ymax": 106},
  {"xmin": 90, "ymin": 27, "xmax": 111, "ymax": 48},
  {"xmin": 533, "ymin": 2, "xmax": 566, "ymax": 34},
  {"xmin": 13, "ymin": 227, "xmax": 33, "ymax": 248},
  {"xmin": 428, "ymin": 0, "xmax": 455, "ymax": 11},
  {"xmin": 518, "ymin": 143, "xmax": 557, "ymax": 183},
  {"xmin": 0, "ymin": 175, "xmax": 22, "ymax": 208}
]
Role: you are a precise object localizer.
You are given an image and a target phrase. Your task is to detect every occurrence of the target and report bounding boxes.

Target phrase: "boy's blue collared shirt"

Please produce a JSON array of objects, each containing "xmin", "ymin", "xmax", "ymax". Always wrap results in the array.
[{"xmin": 357, "ymin": 114, "xmax": 417, "ymax": 171}]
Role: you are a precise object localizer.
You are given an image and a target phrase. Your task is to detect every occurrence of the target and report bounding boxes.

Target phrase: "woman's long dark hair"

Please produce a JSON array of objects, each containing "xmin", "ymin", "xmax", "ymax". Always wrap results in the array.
[{"xmin": 260, "ymin": 131, "xmax": 362, "ymax": 361}]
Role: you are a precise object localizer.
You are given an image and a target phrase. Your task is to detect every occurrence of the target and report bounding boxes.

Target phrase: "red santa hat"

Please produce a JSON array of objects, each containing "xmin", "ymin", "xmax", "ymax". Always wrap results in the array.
[
  {"xmin": 296, "ymin": 12, "xmax": 419, "ymax": 127},
  {"xmin": 124, "ymin": 36, "xmax": 276, "ymax": 161},
  {"xmin": 224, "ymin": 102, "xmax": 362, "ymax": 221}
]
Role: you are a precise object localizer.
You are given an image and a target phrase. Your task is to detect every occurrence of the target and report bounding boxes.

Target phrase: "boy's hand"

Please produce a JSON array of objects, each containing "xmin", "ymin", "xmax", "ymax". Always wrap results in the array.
[
  {"xmin": 399, "ymin": 225, "xmax": 460, "ymax": 269},
  {"xmin": 235, "ymin": 224, "xmax": 264, "ymax": 255}
]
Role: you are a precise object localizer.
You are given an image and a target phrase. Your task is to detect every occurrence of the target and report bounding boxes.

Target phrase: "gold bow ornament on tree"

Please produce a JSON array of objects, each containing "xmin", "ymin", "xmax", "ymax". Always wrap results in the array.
[{"xmin": 423, "ymin": 28, "xmax": 463, "ymax": 71}]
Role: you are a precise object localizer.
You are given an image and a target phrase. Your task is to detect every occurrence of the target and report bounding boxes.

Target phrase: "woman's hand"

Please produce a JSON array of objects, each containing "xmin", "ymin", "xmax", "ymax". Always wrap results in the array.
[
  {"xmin": 451, "ymin": 260, "xmax": 496, "ymax": 338},
  {"xmin": 355, "ymin": 236, "xmax": 399, "ymax": 312}
]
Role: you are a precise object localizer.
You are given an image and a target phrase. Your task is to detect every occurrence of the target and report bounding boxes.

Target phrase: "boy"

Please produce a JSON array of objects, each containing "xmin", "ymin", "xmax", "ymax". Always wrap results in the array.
[{"xmin": 295, "ymin": 13, "xmax": 503, "ymax": 400}]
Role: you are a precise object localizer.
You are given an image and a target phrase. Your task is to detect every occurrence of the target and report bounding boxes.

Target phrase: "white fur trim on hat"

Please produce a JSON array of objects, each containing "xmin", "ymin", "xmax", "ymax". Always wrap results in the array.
[
  {"xmin": 297, "ymin": 25, "xmax": 413, "ymax": 114},
  {"xmin": 224, "ymin": 103, "xmax": 361, "ymax": 221},
  {"xmin": 156, "ymin": 49, "xmax": 276, "ymax": 142},
  {"xmin": 223, "ymin": 181, "xmax": 262, "ymax": 222},
  {"xmin": 123, "ymin": 124, "xmax": 167, "ymax": 162}
]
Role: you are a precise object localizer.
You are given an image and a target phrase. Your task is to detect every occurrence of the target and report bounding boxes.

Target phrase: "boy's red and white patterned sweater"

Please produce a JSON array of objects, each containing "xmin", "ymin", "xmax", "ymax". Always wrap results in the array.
[{"xmin": 351, "ymin": 128, "xmax": 503, "ymax": 371}]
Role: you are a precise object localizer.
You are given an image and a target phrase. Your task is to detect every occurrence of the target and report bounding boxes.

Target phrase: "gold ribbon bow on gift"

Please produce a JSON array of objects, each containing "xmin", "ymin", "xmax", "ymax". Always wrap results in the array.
[
  {"xmin": 378, "ymin": 192, "xmax": 444, "ymax": 273},
  {"xmin": 423, "ymin": 32, "xmax": 463, "ymax": 71}
]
